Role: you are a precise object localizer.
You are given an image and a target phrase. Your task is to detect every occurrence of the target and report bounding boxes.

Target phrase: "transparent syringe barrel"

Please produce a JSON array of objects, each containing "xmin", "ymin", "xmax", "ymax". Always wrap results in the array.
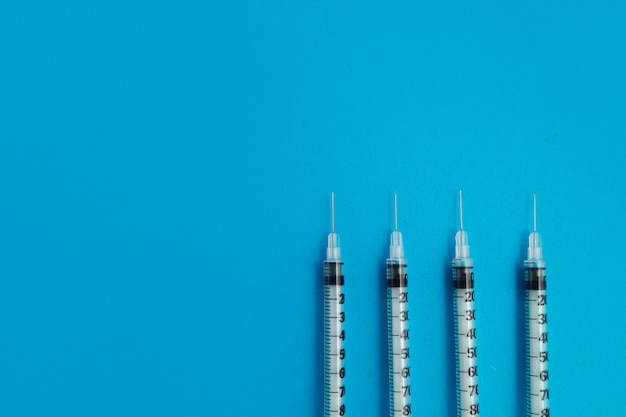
[
  {"xmin": 452, "ymin": 266, "xmax": 479, "ymax": 417},
  {"xmin": 387, "ymin": 260, "xmax": 412, "ymax": 417},
  {"xmin": 324, "ymin": 260, "xmax": 346, "ymax": 417},
  {"xmin": 524, "ymin": 264, "xmax": 549, "ymax": 417}
]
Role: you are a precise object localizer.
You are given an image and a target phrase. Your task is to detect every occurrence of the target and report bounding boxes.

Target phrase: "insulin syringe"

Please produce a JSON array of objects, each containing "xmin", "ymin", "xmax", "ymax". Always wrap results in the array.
[
  {"xmin": 386, "ymin": 193, "xmax": 412, "ymax": 417},
  {"xmin": 524, "ymin": 194, "xmax": 549, "ymax": 417},
  {"xmin": 324, "ymin": 193, "xmax": 346, "ymax": 417},
  {"xmin": 452, "ymin": 191, "xmax": 480, "ymax": 416}
]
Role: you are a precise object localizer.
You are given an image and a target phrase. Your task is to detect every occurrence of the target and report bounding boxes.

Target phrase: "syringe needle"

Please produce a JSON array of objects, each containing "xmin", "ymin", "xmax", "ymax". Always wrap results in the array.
[
  {"xmin": 389, "ymin": 193, "xmax": 404, "ymax": 259},
  {"xmin": 332, "ymin": 192, "xmax": 335, "ymax": 233},
  {"xmin": 394, "ymin": 192, "xmax": 398, "ymax": 231},
  {"xmin": 459, "ymin": 190, "xmax": 463, "ymax": 230},
  {"xmin": 326, "ymin": 193, "xmax": 341, "ymax": 261},
  {"xmin": 533, "ymin": 193, "xmax": 537, "ymax": 232}
]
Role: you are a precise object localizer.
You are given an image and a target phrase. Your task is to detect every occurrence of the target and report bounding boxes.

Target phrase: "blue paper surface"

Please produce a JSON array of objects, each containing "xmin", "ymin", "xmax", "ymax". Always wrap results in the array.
[{"xmin": 1, "ymin": 1, "xmax": 625, "ymax": 416}]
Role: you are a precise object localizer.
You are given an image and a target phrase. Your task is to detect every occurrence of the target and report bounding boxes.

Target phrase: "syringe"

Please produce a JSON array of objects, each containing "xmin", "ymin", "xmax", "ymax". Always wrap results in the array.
[
  {"xmin": 452, "ymin": 191, "xmax": 480, "ymax": 416},
  {"xmin": 524, "ymin": 194, "xmax": 549, "ymax": 417},
  {"xmin": 386, "ymin": 193, "xmax": 412, "ymax": 417},
  {"xmin": 324, "ymin": 192, "xmax": 346, "ymax": 417}
]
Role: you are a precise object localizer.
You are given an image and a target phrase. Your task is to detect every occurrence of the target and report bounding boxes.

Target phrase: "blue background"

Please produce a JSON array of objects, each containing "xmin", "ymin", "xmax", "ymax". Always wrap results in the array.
[{"xmin": 1, "ymin": 1, "xmax": 625, "ymax": 416}]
